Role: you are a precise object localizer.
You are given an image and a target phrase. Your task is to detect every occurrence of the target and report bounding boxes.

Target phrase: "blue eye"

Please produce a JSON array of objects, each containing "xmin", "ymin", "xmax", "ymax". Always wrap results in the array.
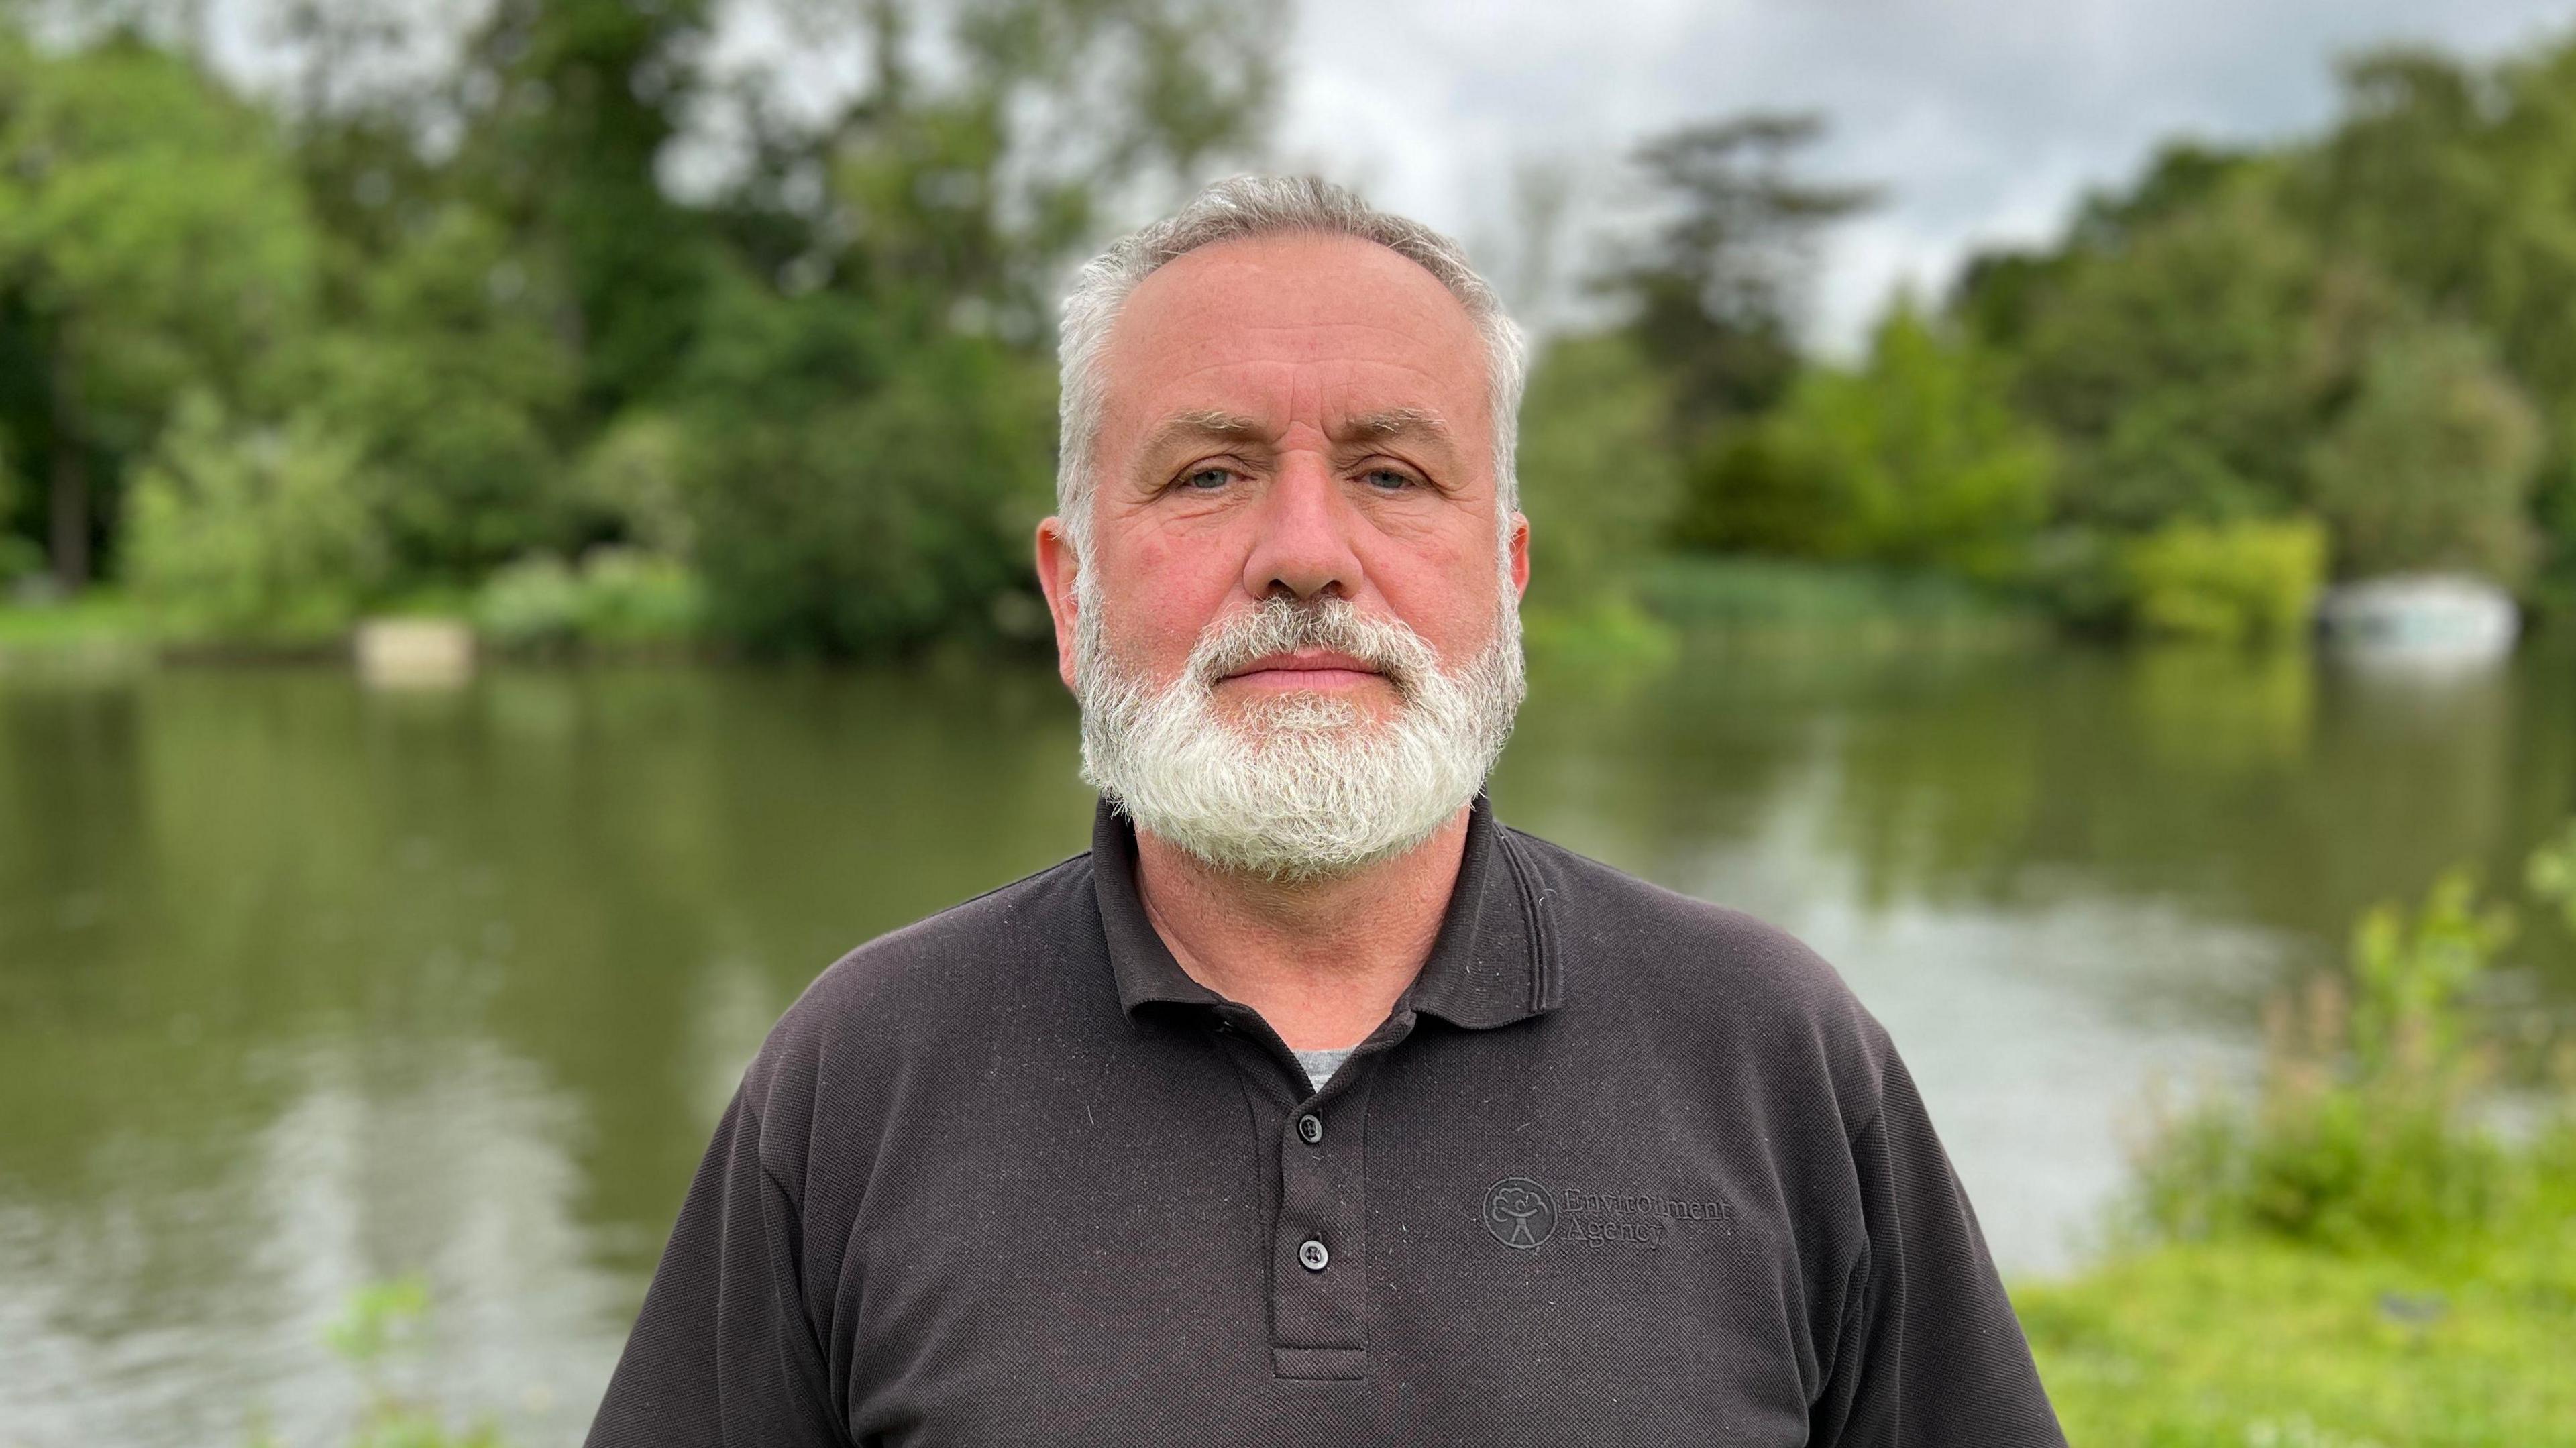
[
  {"xmin": 1182, "ymin": 468, "xmax": 1232, "ymax": 491},
  {"xmin": 1362, "ymin": 468, "xmax": 1415, "ymax": 492}
]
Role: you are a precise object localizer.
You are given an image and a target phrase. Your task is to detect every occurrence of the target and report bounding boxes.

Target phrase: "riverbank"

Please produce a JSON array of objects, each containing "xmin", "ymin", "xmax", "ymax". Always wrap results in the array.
[{"xmin": 2019, "ymin": 1186, "xmax": 2576, "ymax": 1445}]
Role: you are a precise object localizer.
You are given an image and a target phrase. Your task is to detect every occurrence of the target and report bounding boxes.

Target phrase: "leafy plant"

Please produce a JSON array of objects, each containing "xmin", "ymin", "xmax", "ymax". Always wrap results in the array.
[
  {"xmin": 246, "ymin": 1275, "xmax": 505, "ymax": 1448},
  {"xmin": 2133, "ymin": 852, "xmax": 2540, "ymax": 1251},
  {"xmin": 123, "ymin": 392, "xmax": 385, "ymax": 643},
  {"xmin": 2117, "ymin": 515, "xmax": 2327, "ymax": 645}
]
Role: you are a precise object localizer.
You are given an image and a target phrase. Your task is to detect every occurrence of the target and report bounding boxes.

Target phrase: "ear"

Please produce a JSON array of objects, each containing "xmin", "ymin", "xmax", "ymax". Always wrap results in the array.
[
  {"xmin": 1035, "ymin": 517, "xmax": 1083, "ymax": 694},
  {"xmin": 1506, "ymin": 511, "xmax": 1532, "ymax": 599}
]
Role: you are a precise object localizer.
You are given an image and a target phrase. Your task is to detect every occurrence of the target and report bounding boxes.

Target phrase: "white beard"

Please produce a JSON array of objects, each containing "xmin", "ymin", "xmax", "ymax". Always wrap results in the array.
[{"xmin": 1074, "ymin": 585, "xmax": 1526, "ymax": 883}]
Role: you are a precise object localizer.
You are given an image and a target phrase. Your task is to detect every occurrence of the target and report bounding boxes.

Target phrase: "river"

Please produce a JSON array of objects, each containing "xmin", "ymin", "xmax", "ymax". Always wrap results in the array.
[{"xmin": 3, "ymin": 639, "xmax": 2570, "ymax": 1446}]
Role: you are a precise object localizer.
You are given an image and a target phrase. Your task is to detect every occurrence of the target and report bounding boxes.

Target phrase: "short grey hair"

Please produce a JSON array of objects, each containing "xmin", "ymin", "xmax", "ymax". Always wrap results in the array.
[{"xmin": 1054, "ymin": 174, "xmax": 1528, "ymax": 557}]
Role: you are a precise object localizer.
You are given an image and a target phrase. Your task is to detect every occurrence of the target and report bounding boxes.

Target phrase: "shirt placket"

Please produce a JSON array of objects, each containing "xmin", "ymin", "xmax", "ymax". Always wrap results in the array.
[{"xmin": 1212, "ymin": 1003, "xmax": 1415, "ymax": 1382}]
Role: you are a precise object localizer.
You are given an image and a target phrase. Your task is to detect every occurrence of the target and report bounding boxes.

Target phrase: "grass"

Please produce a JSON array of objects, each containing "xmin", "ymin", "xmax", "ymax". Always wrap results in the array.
[
  {"xmin": 0, "ymin": 590, "xmax": 145, "ymax": 648},
  {"xmin": 2016, "ymin": 843, "xmax": 2576, "ymax": 1447},
  {"xmin": 1638, "ymin": 553, "xmax": 2045, "ymax": 645},
  {"xmin": 2018, "ymin": 1208, "xmax": 2576, "ymax": 1447}
]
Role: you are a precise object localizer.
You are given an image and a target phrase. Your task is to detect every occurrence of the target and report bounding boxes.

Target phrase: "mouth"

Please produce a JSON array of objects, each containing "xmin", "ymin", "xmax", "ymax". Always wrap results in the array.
[{"xmin": 1217, "ymin": 649, "xmax": 1389, "ymax": 693}]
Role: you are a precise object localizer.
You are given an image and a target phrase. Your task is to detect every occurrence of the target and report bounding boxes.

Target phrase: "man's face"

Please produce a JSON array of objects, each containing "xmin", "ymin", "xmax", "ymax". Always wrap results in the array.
[
  {"xmin": 1042, "ymin": 231, "xmax": 1529, "ymax": 722},
  {"xmin": 1037, "ymin": 231, "xmax": 1532, "ymax": 879}
]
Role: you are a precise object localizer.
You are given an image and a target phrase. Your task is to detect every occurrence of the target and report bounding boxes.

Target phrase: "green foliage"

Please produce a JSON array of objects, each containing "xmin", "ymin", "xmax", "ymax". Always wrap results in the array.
[
  {"xmin": 570, "ymin": 410, "xmax": 695, "ymax": 559},
  {"xmin": 678, "ymin": 295, "xmax": 1057, "ymax": 656},
  {"xmin": 472, "ymin": 547, "xmax": 704, "ymax": 655},
  {"xmin": 458, "ymin": 0, "xmax": 712, "ymax": 414},
  {"xmin": 1951, "ymin": 32, "xmax": 2576, "ymax": 616},
  {"xmin": 302, "ymin": 204, "xmax": 582, "ymax": 583},
  {"xmin": 2019, "ymin": 1209, "xmax": 2576, "ymax": 1447},
  {"xmin": 1638, "ymin": 555, "xmax": 2037, "ymax": 645},
  {"xmin": 123, "ymin": 392, "xmax": 383, "ymax": 642},
  {"xmin": 1668, "ymin": 427, "xmax": 1830, "ymax": 558},
  {"xmin": 2131, "ymin": 857, "xmax": 2536, "ymax": 1252},
  {"xmin": 1740, "ymin": 301, "xmax": 2055, "ymax": 579},
  {"xmin": 1998, "ymin": 178, "xmax": 2331, "ymax": 533},
  {"xmin": 0, "ymin": 3, "xmax": 1280, "ymax": 651},
  {"xmin": 2524, "ymin": 820, "xmax": 2576, "ymax": 934},
  {"xmin": 1608, "ymin": 113, "xmax": 1874, "ymax": 429},
  {"xmin": 2308, "ymin": 324, "xmax": 2541, "ymax": 581},
  {"xmin": 1514, "ymin": 333, "xmax": 1681, "ymax": 614},
  {"xmin": 2117, "ymin": 516, "xmax": 2328, "ymax": 644},
  {"xmin": 265, "ymin": 1274, "xmax": 506, "ymax": 1448},
  {"xmin": 0, "ymin": 32, "xmax": 316, "ymax": 432},
  {"xmin": 0, "ymin": 27, "xmax": 318, "ymax": 586},
  {"xmin": 2031, "ymin": 830, "xmax": 2576, "ymax": 1447}
]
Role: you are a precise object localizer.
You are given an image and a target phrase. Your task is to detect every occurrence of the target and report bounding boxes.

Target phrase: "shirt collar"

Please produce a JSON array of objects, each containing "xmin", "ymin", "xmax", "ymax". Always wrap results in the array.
[{"xmin": 1091, "ymin": 793, "xmax": 1560, "ymax": 1031}]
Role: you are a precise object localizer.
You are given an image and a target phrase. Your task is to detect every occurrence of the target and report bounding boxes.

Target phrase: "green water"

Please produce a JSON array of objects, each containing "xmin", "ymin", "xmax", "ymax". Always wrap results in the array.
[{"xmin": 3, "ymin": 643, "xmax": 2571, "ymax": 1447}]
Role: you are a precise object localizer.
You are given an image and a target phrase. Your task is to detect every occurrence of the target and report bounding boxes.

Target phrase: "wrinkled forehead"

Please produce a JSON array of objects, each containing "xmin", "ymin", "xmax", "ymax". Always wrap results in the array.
[{"xmin": 1097, "ymin": 233, "xmax": 1494, "ymax": 449}]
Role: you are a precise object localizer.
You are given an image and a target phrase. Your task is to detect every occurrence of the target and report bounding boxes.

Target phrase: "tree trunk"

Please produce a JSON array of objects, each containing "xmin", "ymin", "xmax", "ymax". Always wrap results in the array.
[{"xmin": 48, "ymin": 327, "xmax": 87, "ymax": 593}]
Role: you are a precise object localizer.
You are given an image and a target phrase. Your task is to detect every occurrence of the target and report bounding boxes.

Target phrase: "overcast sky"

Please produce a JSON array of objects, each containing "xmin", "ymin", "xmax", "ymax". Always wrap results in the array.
[{"xmin": 1268, "ymin": 0, "xmax": 2576, "ymax": 352}]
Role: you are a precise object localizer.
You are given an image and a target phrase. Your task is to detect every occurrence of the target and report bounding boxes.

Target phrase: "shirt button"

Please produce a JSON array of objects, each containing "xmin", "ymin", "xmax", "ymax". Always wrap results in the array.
[
  {"xmin": 1296, "ymin": 1113, "xmax": 1324, "ymax": 1144},
  {"xmin": 1297, "ymin": 1238, "xmax": 1330, "ymax": 1272}
]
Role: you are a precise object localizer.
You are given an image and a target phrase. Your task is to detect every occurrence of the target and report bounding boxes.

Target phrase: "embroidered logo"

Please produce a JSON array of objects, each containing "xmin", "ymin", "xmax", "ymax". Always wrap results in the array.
[
  {"xmin": 1481, "ymin": 1179, "xmax": 1734, "ymax": 1250},
  {"xmin": 1481, "ymin": 1177, "xmax": 1557, "ymax": 1249}
]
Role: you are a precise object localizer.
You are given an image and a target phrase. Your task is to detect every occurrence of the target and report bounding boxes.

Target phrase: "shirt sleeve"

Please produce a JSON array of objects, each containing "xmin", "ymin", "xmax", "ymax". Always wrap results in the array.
[
  {"xmin": 585, "ymin": 1085, "xmax": 849, "ymax": 1448},
  {"xmin": 1808, "ymin": 1048, "xmax": 2067, "ymax": 1447}
]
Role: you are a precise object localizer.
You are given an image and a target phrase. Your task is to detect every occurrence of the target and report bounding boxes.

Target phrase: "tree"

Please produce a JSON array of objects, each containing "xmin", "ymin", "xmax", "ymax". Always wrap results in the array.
[
  {"xmin": 0, "ymin": 29, "xmax": 317, "ymax": 588},
  {"xmin": 454, "ymin": 0, "xmax": 714, "ymax": 415},
  {"xmin": 670, "ymin": 0, "xmax": 1283, "ymax": 655},
  {"xmin": 678, "ymin": 284, "xmax": 1056, "ymax": 655},
  {"xmin": 1606, "ymin": 113, "xmax": 1874, "ymax": 431},
  {"xmin": 299, "ymin": 203, "xmax": 582, "ymax": 582},
  {"xmin": 2004, "ymin": 178, "xmax": 2334, "ymax": 532},
  {"xmin": 2308, "ymin": 323, "xmax": 2540, "ymax": 581},
  {"xmin": 1743, "ymin": 300, "xmax": 2055, "ymax": 579}
]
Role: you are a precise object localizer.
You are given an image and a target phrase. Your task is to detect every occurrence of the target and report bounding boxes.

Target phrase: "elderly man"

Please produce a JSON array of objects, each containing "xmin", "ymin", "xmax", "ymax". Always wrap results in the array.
[{"xmin": 587, "ymin": 176, "xmax": 2064, "ymax": 1446}]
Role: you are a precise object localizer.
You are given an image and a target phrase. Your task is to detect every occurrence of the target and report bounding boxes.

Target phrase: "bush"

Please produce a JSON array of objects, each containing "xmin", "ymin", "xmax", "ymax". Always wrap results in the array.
[
  {"xmin": 2133, "ymin": 862, "xmax": 2526, "ymax": 1251},
  {"xmin": 471, "ymin": 555, "xmax": 584, "ymax": 653},
  {"xmin": 572, "ymin": 411, "xmax": 696, "ymax": 559},
  {"xmin": 2118, "ymin": 515, "xmax": 2326, "ymax": 644},
  {"xmin": 123, "ymin": 392, "xmax": 384, "ymax": 643},
  {"xmin": 472, "ymin": 547, "xmax": 704, "ymax": 655}
]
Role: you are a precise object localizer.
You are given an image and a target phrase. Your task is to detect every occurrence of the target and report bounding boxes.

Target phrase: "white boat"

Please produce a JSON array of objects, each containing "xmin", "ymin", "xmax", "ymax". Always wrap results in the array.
[{"xmin": 2316, "ymin": 574, "xmax": 2519, "ymax": 666}]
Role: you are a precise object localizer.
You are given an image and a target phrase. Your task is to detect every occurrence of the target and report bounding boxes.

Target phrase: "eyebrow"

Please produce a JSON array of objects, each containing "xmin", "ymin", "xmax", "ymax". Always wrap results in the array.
[
  {"xmin": 1139, "ymin": 410, "xmax": 1272, "ymax": 459},
  {"xmin": 1334, "ymin": 407, "xmax": 1453, "ymax": 446}
]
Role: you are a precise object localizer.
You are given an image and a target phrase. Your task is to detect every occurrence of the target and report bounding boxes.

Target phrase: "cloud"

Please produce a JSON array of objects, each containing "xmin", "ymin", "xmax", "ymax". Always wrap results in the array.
[{"xmin": 1275, "ymin": 0, "xmax": 2576, "ymax": 353}]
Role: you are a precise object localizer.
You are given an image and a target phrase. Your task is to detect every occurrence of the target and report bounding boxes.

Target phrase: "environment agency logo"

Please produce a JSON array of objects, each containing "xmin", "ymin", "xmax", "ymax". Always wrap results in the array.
[
  {"xmin": 1482, "ymin": 1177, "xmax": 1556, "ymax": 1249},
  {"xmin": 1481, "ymin": 1178, "xmax": 1735, "ymax": 1250}
]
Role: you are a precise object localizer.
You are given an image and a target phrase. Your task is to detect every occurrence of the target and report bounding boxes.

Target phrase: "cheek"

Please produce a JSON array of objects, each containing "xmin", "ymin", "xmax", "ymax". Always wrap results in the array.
[
  {"xmin": 1357, "ymin": 531, "xmax": 1505, "ymax": 663},
  {"xmin": 1097, "ymin": 535, "xmax": 1241, "ymax": 667}
]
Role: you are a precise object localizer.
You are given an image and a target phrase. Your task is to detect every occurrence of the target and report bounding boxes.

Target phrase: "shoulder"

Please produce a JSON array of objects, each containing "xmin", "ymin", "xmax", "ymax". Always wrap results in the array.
[
  {"xmin": 737, "ymin": 850, "xmax": 1103, "ymax": 1121},
  {"xmin": 1505, "ymin": 826, "xmax": 1898, "ymax": 1132}
]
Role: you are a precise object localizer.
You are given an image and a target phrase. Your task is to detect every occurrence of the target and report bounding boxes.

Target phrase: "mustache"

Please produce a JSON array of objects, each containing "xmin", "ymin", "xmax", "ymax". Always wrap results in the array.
[{"xmin": 1186, "ymin": 596, "xmax": 1440, "ymax": 695}]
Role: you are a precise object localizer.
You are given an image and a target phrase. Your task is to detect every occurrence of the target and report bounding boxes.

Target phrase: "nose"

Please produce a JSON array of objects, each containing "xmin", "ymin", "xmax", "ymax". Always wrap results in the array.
[{"xmin": 1242, "ymin": 454, "xmax": 1364, "ymax": 602}]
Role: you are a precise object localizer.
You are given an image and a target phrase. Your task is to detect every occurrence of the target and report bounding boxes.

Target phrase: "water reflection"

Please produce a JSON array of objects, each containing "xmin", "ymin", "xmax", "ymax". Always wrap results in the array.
[{"xmin": 1, "ymin": 643, "xmax": 2568, "ymax": 1445}]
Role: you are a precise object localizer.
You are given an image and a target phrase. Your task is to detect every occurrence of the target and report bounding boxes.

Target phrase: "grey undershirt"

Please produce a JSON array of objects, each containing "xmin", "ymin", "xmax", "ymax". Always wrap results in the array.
[{"xmin": 1293, "ymin": 1047, "xmax": 1354, "ymax": 1093}]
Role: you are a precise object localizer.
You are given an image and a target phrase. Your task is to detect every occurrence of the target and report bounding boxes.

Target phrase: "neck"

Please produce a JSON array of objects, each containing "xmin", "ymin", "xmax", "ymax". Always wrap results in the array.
[{"xmin": 1132, "ymin": 807, "xmax": 1472, "ymax": 1051}]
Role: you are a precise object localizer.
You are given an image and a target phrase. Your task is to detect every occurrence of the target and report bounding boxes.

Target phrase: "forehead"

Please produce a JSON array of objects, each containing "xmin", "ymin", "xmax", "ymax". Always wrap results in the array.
[{"xmin": 1099, "ymin": 232, "xmax": 1489, "ymax": 427}]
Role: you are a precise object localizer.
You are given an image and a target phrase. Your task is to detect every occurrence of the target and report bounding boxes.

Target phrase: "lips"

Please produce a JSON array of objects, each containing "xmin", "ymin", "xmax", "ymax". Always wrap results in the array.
[
  {"xmin": 1223, "ymin": 650, "xmax": 1379, "ymax": 681},
  {"xmin": 1220, "ymin": 651, "xmax": 1387, "ymax": 691}
]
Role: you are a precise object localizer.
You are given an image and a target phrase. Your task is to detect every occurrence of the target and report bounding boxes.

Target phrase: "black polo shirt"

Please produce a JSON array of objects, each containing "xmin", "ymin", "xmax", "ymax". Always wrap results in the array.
[{"xmin": 587, "ymin": 798, "xmax": 2064, "ymax": 1446}]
